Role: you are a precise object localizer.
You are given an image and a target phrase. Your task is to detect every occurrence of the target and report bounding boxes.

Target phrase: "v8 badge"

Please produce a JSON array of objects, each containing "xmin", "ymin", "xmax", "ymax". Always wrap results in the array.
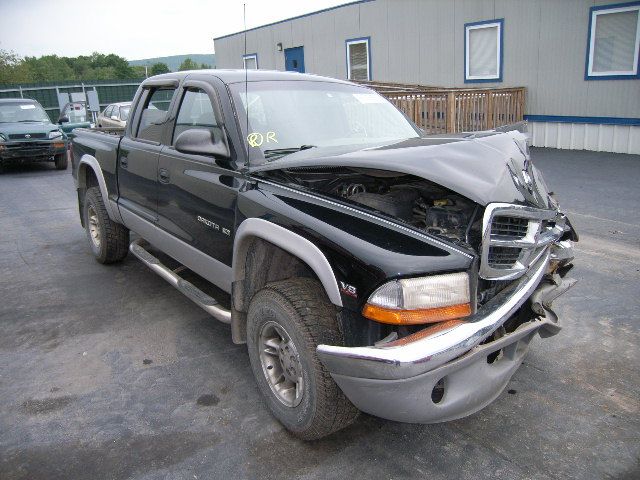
[{"xmin": 339, "ymin": 281, "xmax": 357, "ymax": 298}]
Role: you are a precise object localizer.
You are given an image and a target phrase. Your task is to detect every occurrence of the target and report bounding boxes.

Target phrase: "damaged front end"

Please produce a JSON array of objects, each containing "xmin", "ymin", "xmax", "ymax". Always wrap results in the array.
[
  {"xmin": 254, "ymin": 130, "xmax": 578, "ymax": 423},
  {"xmin": 316, "ymin": 242, "xmax": 576, "ymax": 423}
]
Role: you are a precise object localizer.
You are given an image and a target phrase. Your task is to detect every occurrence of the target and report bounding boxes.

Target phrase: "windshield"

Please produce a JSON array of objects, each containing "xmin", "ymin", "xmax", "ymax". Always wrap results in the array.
[
  {"xmin": 120, "ymin": 106, "xmax": 131, "ymax": 121},
  {"xmin": 0, "ymin": 102, "xmax": 50, "ymax": 123},
  {"xmin": 229, "ymin": 81, "xmax": 419, "ymax": 164}
]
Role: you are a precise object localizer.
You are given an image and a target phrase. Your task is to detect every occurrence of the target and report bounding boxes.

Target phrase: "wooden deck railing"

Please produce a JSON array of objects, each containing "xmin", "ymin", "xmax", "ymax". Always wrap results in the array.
[{"xmin": 358, "ymin": 81, "xmax": 526, "ymax": 134}]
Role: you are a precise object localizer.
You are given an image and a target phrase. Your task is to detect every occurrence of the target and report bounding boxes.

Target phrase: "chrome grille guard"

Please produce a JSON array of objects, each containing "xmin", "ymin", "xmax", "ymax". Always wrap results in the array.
[{"xmin": 480, "ymin": 203, "xmax": 567, "ymax": 281}]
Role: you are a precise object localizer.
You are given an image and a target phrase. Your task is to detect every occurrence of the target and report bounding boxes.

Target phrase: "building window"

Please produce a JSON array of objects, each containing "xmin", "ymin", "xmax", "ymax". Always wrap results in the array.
[
  {"xmin": 464, "ymin": 19, "xmax": 504, "ymax": 83},
  {"xmin": 243, "ymin": 53, "xmax": 258, "ymax": 70},
  {"xmin": 346, "ymin": 37, "xmax": 371, "ymax": 81},
  {"xmin": 586, "ymin": 2, "xmax": 640, "ymax": 80}
]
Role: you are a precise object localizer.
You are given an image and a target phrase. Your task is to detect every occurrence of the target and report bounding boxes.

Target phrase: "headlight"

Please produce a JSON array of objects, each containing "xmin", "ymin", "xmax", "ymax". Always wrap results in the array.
[
  {"xmin": 48, "ymin": 130, "xmax": 63, "ymax": 139},
  {"xmin": 362, "ymin": 272, "xmax": 471, "ymax": 325}
]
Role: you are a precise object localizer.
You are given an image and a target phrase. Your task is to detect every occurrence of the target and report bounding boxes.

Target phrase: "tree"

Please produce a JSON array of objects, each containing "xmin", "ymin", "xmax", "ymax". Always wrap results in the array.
[
  {"xmin": 0, "ymin": 50, "xmax": 32, "ymax": 84},
  {"xmin": 131, "ymin": 66, "xmax": 147, "ymax": 78},
  {"xmin": 151, "ymin": 62, "xmax": 171, "ymax": 75},
  {"xmin": 178, "ymin": 58, "xmax": 199, "ymax": 71},
  {"xmin": 200, "ymin": 63, "xmax": 211, "ymax": 69},
  {"xmin": 0, "ymin": 51, "xmax": 142, "ymax": 84},
  {"xmin": 22, "ymin": 55, "xmax": 75, "ymax": 82}
]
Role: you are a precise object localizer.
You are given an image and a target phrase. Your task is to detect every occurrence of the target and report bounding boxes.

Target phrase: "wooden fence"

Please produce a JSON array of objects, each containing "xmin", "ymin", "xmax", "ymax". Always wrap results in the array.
[{"xmin": 359, "ymin": 81, "xmax": 526, "ymax": 134}]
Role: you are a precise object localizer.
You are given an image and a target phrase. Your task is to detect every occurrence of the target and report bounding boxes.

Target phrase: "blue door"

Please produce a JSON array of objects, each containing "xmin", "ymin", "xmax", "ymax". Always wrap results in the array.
[{"xmin": 284, "ymin": 47, "xmax": 305, "ymax": 73}]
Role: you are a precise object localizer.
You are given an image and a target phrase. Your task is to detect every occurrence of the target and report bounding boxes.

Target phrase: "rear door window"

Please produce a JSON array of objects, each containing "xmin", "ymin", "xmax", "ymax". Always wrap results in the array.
[{"xmin": 135, "ymin": 87, "xmax": 176, "ymax": 143}]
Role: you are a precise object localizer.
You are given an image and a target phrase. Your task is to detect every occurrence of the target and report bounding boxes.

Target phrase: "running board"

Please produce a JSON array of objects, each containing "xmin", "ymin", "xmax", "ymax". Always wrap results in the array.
[{"xmin": 129, "ymin": 238, "xmax": 231, "ymax": 324}]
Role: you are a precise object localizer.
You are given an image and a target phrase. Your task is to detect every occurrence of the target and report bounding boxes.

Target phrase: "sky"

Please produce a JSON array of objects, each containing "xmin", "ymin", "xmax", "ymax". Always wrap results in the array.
[{"xmin": 0, "ymin": 0, "xmax": 349, "ymax": 60}]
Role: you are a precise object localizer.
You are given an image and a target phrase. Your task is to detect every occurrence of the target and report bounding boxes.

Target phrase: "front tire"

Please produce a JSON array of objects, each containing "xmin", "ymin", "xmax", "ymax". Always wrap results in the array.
[
  {"xmin": 83, "ymin": 186, "xmax": 129, "ymax": 264},
  {"xmin": 54, "ymin": 152, "xmax": 68, "ymax": 170},
  {"xmin": 247, "ymin": 278, "xmax": 359, "ymax": 440}
]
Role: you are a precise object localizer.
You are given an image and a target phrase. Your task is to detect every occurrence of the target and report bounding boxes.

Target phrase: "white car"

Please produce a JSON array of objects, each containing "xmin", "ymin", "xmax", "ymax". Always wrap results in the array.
[{"xmin": 97, "ymin": 102, "xmax": 131, "ymax": 128}]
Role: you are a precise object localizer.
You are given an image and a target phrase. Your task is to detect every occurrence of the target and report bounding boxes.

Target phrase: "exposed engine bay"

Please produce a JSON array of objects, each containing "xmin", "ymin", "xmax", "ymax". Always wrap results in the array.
[{"xmin": 261, "ymin": 166, "xmax": 483, "ymax": 250}]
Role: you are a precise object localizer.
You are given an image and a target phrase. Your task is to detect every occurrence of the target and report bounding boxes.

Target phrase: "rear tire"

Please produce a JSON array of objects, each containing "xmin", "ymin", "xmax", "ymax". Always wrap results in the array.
[
  {"xmin": 247, "ymin": 278, "xmax": 359, "ymax": 440},
  {"xmin": 83, "ymin": 186, "xmax": 129, "ymax": 264},
  {"xmin": 54, "ymin": 152, "xmax": 68, "ymax": 170}
]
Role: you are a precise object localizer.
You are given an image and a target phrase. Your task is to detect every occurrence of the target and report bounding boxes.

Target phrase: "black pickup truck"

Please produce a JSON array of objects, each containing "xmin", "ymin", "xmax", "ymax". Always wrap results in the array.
[{"xmin": 71, "ymin": 70, "xmax": 577, "ymax": 440}]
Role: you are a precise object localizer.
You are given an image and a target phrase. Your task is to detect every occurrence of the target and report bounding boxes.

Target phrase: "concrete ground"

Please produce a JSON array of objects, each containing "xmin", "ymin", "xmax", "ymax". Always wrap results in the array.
[{"xmin": 0, "ymin": 148, "xmax": 638, "ymax": 480}]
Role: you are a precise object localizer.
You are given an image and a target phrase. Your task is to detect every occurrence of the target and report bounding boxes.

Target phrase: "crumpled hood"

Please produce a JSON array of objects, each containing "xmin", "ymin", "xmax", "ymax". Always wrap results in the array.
[
  {"xmin": 251, "ymin": 131, "xmax": 553, "ymax": 208},
  {"xmin": 0, "ymin": 121, "xmax": 59, "ymax": 138}
]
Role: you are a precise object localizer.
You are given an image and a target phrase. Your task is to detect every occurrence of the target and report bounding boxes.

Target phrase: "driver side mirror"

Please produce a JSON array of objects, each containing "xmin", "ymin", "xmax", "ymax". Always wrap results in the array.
[
  {"xmin": 58, "ymin": 116, "xmax": 69, "ymax": 124},
  {"xmin": 174, "ymin": 128, "xmax": 230, "ymax": 159}
]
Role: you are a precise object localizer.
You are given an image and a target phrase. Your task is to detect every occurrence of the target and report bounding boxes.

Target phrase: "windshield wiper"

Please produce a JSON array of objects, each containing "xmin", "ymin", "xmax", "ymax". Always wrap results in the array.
[
  {"xmin": 17, "ymin": 119, "xmax": 45, "ymax": 123},
  {"xmin": 263, "ymin": 145, "xmax": 316, "ymax": 160}
]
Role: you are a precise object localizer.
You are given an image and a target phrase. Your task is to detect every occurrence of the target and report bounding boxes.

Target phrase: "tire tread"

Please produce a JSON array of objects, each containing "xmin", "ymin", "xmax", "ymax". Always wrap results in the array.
[
  {"xmin": 251, "ymin": 278, "xmax": 359, "ymax": 440},
  {"xmin": 84, "ymin": 186, "xmax": 128, "ymax": 263}
]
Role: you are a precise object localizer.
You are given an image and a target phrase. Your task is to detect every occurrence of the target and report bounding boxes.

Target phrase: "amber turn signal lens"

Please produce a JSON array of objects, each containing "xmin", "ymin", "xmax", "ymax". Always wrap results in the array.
[
  {"xmin": 53, "ymin": 142, "xmax": 65, "ymax": 148},
  {"xmin": 362, "ymin": 302, "xmax": 471, "ymax": 325},
  {"xmin": 385, "ymin": 319, "xmax": 466, "ymax": 346}
]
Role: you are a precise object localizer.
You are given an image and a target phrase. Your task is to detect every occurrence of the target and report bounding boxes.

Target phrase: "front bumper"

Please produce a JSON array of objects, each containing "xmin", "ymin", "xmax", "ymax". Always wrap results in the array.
[
  {"xmin": 0, "ymin": 140, "xmax": 67, "ymax": 162},
  {"xmin": 318, "ymin": 247, "xmax": 575, "ymax": 423}
]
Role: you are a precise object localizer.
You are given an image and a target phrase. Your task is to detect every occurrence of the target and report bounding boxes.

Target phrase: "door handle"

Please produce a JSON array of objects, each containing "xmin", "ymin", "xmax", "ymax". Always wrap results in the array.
[
  {"xmin": 158, "ymin": 168, "xmax": 170, "ymax": 184},
  {"xmin": 120, "ymin": 156, "xmax": 128, "ymax": 168}
]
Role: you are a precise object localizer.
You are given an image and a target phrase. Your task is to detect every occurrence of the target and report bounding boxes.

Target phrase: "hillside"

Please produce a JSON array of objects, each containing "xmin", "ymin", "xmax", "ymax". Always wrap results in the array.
[{"xmin": 128, "ymin": 54, "xmax": 215, "ymax": 71}]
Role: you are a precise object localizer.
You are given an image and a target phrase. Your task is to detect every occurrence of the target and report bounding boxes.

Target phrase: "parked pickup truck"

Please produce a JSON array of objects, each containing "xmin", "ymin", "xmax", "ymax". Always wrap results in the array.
[
  {"xmin": 71, "ymin": 70, "xmax": 577, "ymax": 440},
  {"xmin": 0, "ymin": 98, "xmax": 68, "ymax": 171}
]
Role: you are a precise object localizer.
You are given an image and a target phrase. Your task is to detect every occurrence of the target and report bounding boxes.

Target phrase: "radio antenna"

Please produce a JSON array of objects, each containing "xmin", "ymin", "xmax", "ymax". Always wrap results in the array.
[{"xmin": 243, "ymin": 3, "xmax": 249, "ymax": 159}]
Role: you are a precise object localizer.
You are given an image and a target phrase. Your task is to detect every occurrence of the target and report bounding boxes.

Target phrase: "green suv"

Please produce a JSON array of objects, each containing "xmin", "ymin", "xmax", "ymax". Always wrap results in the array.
[{"xmin": 0, "ymin": 98, "xmax": 68, "ymax": 171}]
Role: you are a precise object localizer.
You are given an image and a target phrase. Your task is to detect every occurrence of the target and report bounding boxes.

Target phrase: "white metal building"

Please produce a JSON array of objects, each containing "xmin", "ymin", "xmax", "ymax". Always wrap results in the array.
[{"xmin": 214, "ymin": 0, "xmax": 640, "ymax": 154}]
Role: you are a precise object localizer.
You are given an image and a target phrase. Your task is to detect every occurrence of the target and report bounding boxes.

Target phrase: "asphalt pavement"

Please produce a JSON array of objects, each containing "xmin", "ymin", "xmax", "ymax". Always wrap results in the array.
[{"xmin": 0, "ymin": 147, "xmax": 638, "ymax": 479}]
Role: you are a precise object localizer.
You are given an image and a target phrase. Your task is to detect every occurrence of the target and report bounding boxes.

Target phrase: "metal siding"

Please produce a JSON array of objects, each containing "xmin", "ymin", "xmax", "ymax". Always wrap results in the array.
[
  {"xmin": 600, "ymin": 125, "xmax": 615, "ymax": 151},
  {"xmin": 360, "ymin": 0, "xmax": 390, "ymax": 81},
  {"xmin": 386, "ymin": 0, "xmax": 421, "ymax": 83},
  {"xmin": 629, "ymin": 126, "xmax": 640, "ymax": 152},
  {"xmin": 558, "ymin": 123, "xmax": 574, "ymax": 149},
  {"xmin": 257, "ymin": 28, "xmax": 275, "ymax": 71},
  {"xmin": 585, "ymin": 123, "xmax": 601, "ymax": 150},
  {"xmin": 530, "ymin": 122, "xmax": 640, "ymax": 153},
  {"xmin": 213, "ymin": 0, "xmax": 639, "ymax": 120},
  {"xmin": 454, "ymin": 0, "xmax": 497, "ymax": 85},
  {"xmin": 417, "ymin": 0, "xmax": 456, "ymax": 85},
  {"xmin": 311, "ymin": 10, "xmax": 338, "ymax": 77},
  {"xmin": 272, "ymin": 22, "xmax": 294, "ymax": 71},
  {"xmin": 290, "ymin": 16, "xmax": 311, "ymax": 72},
  {"xmin": 572, "ymin": 123, "xmax": 587, "ymax": 150},
  {"xmin": 613, "ymin": 125, "xmax": 631, "ymax": 153},
  {"xmin": 546, "ymin": 122, "xmax": 559, "ymax": 147},
  {"xmin": 494, "ymin": 0, "xmax": 541, "ymax": 112},
  {"xmin": 334, "ymin": 4, "xmax": 363, "ymax": 79}
]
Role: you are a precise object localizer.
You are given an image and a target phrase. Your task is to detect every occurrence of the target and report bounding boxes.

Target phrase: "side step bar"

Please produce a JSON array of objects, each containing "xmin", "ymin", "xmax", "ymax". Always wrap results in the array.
[{"xmin": 129, "ymin": 238, "xmax": 231, "ymax": 324}]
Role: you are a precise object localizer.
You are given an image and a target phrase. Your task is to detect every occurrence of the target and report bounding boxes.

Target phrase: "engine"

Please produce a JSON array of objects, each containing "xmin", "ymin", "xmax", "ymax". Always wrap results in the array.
[
  {"xmin": 270, "ymin": 166, "xmax": 482, "ymax": 249},
  {"xmin": 348, "ymin": 185, "xmax": 479, "ymax": 246}
]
